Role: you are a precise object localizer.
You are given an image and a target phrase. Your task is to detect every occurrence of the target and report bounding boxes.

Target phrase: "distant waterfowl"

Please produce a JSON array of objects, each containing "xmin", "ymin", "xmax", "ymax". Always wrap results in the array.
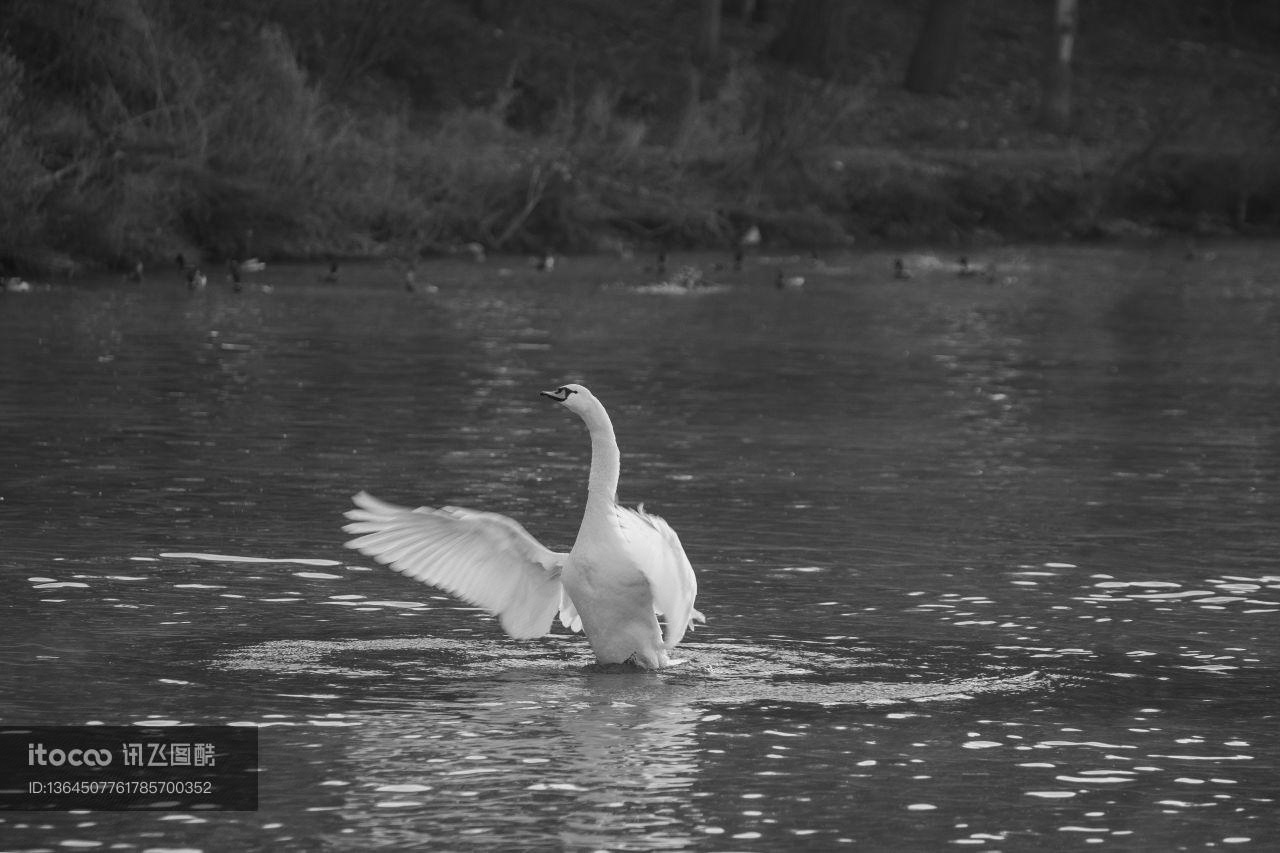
[
  {"xmin": 3, "ymin": 277, "xmax": 33, "ymax": 293},
  {"xmin": 320, "ymin": 260, "xmax": 340, "ymax": 284},
  {"xmin": 124, "ymin": 261, "xmax": 144, "ymax": 284},
  {"xmin": 775, "ymin": 270, "xmax": 805, "ymax": 290},
  {"xmin": 733, "ymin": 246, "xmax": 745, "ymax": 271},
  {"xmin": 404, "ymin": 268, "xmax": 439, "ymax": 294},
  {"xmin": 893, "ymin": 258, "xmax": 911, "ymax": 280},
  {"xmin": 535, "ymin": 252, "xmax": 556, "ymax": 272},
  {"xmin": 957, "ymin": 257, "xmax": 979, "ymax": 278},
  {"xmin": 175, "ymin": 254, "xmax": 201, "ymax": 289},
  {"xmin": 343, "ymin": 383, "xmax": 704, "ymax": 669},
  {"xmin": 464, "ymin": 242, "xmax": 487, "ymax": 263}
]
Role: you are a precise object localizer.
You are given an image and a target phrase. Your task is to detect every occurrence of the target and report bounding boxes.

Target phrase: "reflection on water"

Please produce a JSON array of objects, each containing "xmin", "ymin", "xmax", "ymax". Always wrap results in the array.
[{"xmin": 2, "ymin": 246, "xmax": 1279, "ymax": 849}]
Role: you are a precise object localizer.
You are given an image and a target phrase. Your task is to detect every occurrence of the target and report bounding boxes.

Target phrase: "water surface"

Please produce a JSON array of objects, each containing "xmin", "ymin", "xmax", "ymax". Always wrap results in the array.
[{"xmin": 2, "ymin": 246, "xmax": 1278, "ymax": 849}]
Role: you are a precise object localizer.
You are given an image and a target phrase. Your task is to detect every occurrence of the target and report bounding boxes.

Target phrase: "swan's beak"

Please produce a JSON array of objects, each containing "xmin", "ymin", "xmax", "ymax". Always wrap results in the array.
[{"xmin": 541, "ymin": 386, "xmax": 578, "ymax": 403}]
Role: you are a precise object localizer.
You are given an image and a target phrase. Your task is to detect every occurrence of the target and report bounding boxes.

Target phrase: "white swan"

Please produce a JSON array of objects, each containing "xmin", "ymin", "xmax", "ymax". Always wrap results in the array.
[{"xmin": 342, "ymin": 383, "xmax": 704, "ymax": 668}]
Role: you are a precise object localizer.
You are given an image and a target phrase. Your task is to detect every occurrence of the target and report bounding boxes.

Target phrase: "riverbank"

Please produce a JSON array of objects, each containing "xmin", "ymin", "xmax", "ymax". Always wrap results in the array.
[{"xmin": 1, "ymin": 1, "xmax": 1277, "ymax": 278}]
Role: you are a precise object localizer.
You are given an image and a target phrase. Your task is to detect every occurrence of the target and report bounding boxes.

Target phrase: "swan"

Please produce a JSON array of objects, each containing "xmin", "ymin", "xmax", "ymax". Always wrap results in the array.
[{"xmin": 342, "ymin": 384, "xmax": 704, "ymax": 668}]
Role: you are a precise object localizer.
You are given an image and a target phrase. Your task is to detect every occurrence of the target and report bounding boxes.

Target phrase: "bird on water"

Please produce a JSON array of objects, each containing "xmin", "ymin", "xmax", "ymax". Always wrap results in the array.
[{"xmin": 343, "ymin": 384, "xmax": 704, "ymax": 669}]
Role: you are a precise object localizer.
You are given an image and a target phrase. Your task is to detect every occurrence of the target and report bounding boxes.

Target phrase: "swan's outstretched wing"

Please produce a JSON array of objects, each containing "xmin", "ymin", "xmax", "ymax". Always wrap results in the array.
[
  {"xmin": 343, "ymin": 491, "xmax": 567, "ymax": 640},
  {"xmin": 618, "ymin": 505, "xmax": 703, "ymax": 650}
]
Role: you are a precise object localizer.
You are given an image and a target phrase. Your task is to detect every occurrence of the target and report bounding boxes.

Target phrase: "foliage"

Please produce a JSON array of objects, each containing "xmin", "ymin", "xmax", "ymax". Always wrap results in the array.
[{"xmin": 0, "ymin": 0, "xmax": 1278, "ymax": 275}]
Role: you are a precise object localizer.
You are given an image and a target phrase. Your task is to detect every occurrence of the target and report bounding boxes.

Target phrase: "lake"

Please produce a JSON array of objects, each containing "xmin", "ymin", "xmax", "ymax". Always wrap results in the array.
[{"xmin": 2, "ymin": 245, "xmax": 1278, "ymax": 850}]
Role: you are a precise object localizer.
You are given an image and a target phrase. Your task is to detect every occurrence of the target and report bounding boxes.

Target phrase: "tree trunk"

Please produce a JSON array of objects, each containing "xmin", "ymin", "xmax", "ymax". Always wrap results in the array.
[
  {"xmin": 1038, "ymin": 0, "xmax": 1078, "ymax": 133},
  {"xmin": 767, "ymin": 0, "xmax": 850, "ymax": 79},
  {"xmin": 675, "ymin": 0, "xmax": 722, "ymax": 152},
  {"xmin": 904, "ymin": 0, "xmax": 973, "ymax": 95}
]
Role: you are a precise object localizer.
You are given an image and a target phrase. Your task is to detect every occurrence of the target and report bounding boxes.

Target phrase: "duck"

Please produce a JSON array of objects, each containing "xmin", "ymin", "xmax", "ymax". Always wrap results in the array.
[
  {"xmin": 186, "ymin": 267, "xmax": 207, "ymax": 290},
  {"xmin": 3, "ymin": 277, "xmax": 33, "ymax": 293},
  {"xmin": 957, "ymin": 257, "xmax": 979, "ymax": 278},
  {"xmin": 343, "ymin": 383, "xmax": 704, "ymax": 669},
  {"xmin": 535, "ymin": 252, "xmax": 556, "ymax": 272},
  {"xmin": 403, "ymin": 268, "xmax": 439, "ymax": 294},
  {"xmin": 893, "ymin": 257, "xmax": 911, "ymax": 280},
  {"xmin": 320, "ymin": 260, "xmax": 340, "ymax": 284},
  {"xmin": 775, "ymin": 270, "xmax": 805, "ymax": 290},
  {"xmin": 123, "ymin": 261, "xmax": 144, "ymax": 284}
]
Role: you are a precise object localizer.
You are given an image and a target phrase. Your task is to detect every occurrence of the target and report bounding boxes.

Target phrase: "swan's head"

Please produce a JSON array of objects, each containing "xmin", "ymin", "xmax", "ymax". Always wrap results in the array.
[
  {"xmin": 541, "ymin": 382, "xmax": 587, "ymax": 405},
  {"xmin": 540, "ymin": 383, "xmax": 605, "ymax": 421}
]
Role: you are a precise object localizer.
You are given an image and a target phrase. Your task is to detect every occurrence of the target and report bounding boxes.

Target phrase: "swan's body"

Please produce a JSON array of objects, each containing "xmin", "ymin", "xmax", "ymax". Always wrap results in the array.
[{"xmin": 343, "ymin": 384, "xmax": 703, "ymax": 668}]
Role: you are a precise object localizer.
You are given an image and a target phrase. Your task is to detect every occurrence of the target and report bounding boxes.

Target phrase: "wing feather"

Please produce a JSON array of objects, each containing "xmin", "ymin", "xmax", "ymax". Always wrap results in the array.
[
  {"xmin": 617, "ymin": 505, "xmax": 703, "ymax": 649},
  {"xmin": 558, "ymin": 589, "xmax": 583, "ymax": 633},
  {"xmin": 343, "ymin": 491, "xmax": 567, "ymax": 639}
]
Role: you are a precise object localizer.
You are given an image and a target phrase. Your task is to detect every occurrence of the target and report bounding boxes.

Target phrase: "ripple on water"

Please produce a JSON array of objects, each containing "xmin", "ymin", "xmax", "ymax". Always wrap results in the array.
[
  {"xmin": 214, "ymin": 635, "xmax": 1053, "ymax": 709},
  {"xmin": 158, "ymin": 552, "xmax": 344, "ymax": 566}
]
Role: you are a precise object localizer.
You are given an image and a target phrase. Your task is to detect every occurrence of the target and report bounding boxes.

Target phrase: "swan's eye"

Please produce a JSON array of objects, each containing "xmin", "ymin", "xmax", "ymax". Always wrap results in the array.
[{"xmin": 560, "ymin": 386, "xmax": 577, "ymax": 396}]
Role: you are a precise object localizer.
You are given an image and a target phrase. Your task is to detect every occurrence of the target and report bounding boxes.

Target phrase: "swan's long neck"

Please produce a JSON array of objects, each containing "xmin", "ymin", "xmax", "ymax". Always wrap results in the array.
[{"xmin": 581, "ymin": 402, "xmax": 620, "ymax": 505}]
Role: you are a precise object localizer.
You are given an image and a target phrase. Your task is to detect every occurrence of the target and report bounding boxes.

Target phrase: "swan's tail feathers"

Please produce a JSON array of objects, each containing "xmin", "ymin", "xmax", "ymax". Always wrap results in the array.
[{"xmin": 343, "ymin": 491, "xmax": 568, "ymax": 640}]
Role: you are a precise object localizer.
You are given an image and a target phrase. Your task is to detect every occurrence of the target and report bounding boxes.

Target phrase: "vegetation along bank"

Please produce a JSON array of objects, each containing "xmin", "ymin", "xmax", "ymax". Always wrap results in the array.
[{"xmin": 1, "ymin": 0, "xmax": 1278, "ymax": 278}]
